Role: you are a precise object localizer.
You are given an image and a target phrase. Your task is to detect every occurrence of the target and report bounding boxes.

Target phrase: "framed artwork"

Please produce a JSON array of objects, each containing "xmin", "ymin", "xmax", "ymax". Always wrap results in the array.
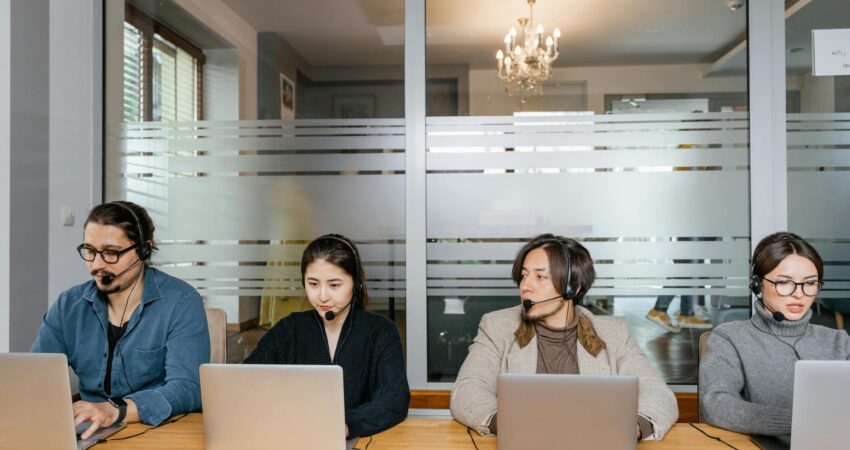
[
  {"xmin": 332, "ymin": 95, "xmax": 376, "ymax": 118},
  {"xmin": 280, "ymin": 73, "xmax": 295, "ymax": 119}
]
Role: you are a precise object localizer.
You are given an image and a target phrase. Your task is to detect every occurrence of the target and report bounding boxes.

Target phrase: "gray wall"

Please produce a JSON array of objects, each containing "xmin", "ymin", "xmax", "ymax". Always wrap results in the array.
[
  {"xmin": 257, "ymin": 32, "xmax": 309, "ymax": 120},
  {"xmin": 6, "ymin": 0, "xmax": 49, "ymax": 352}
]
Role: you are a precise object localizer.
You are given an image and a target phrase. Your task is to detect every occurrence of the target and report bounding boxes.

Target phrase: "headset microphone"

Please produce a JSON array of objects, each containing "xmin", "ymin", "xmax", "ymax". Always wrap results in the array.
[
  {"xmin": 522, "ymin": 294, "xmax": 563, "ymax": 310},
  {"xmin": 101, "ymin": 258, "xmax": 142, "ymax": 285},
  {"xmin": 761, "ymin": 301, "xmax": 787, "ymax": 323},
  {"xmin": 325, "ymin": 300, "xmax": 353, "ymax": 321}
]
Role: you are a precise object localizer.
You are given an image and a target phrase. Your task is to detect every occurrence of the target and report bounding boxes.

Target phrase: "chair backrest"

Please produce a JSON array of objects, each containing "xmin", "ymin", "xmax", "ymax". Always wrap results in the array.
[
  {"xmin": 697, "ymin": 331, "xmax": 711, "ymax": 423},
  {"xmin": 205, "ymin": 307, "xmax": 227, "ymax": 364},
  {"xmin": 698, "ymin": 331, "xmax": 711, "ymax": 362}
]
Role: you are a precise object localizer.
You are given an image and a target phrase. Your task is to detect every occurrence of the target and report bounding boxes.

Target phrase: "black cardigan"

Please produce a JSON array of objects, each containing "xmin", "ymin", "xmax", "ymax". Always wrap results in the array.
[{"xmin": 243, "ymin": 307, "xmax": 410, "ymax": 437}]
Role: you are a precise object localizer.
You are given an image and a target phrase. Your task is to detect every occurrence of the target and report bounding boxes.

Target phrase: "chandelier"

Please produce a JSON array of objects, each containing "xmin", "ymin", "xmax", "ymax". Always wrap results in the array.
[{"xmin": 496, "ymin": 0, "xmax": 560, "ymax": 102}]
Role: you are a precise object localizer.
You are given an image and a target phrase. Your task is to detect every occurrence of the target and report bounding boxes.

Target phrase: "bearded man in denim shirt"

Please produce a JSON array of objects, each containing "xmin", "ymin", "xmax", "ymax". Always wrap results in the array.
[{"xmin": 31, "ymin": 201, "xmax": 209, "ymax": 440}]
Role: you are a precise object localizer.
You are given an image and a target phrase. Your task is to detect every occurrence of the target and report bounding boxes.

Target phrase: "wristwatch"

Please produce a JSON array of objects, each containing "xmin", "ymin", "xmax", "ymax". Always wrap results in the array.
[{"xmin": 107, "ymin": 397, "xmax": 127, "ymax": 424}]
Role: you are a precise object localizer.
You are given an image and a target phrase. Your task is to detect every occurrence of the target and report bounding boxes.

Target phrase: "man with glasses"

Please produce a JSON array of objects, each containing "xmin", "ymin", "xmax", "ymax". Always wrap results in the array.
[
  {"xmin": 31, "ymin": 201, "xmax": 209, "ymax": 439},
  {"xmin": 699, "ymin": 232, "xmax": 850, "ymax": 436}
]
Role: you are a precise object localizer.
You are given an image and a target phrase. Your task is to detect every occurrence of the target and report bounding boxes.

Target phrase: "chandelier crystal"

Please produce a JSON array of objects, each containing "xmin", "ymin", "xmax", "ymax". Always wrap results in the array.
[{"xmin": 496, "ymin": 0, "xmax": 560, "ymax": 102}]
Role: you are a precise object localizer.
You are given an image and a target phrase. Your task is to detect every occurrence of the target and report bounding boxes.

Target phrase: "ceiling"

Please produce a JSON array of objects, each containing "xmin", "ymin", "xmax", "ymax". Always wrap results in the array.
[{"xmin": 220, "ymin": 0, "xmax": 749, "ymax": 68}]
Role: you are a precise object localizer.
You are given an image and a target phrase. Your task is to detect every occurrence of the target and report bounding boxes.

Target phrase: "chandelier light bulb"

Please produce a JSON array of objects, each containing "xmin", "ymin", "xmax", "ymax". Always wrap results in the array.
[
  {"xmin": 536, "ymin": 24, "xmax": 544, "ymax": 34},
  {"xmin": 553, "ymin": 27, "xmax": 561, "ymax": 38},
  {"xmin": 546, "ymin": 36, "xmax": 553, "ymax": 47},
  {"xmin": 497, "ymin": 50, "xmax": 504, "ymax": 60},
  {"xmin": 509, "ymin": 27, "xmax": 517, "ymax": 37}
]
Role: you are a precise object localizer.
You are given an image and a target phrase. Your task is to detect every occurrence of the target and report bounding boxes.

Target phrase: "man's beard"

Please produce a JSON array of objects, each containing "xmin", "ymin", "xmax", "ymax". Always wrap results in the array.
[
  {"xmin": 521, "ymin": 299, "xmax": 566, "ymax": 323},
  {"xmin": 92, "ymin": 271, "xmax": 121, "ymax": 294}
]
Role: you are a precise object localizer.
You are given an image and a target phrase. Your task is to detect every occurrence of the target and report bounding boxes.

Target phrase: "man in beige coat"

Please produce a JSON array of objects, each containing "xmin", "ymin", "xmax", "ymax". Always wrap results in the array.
[{"xmin": 450, "ymin": 234, "xmax": 678, "ymax": 441}]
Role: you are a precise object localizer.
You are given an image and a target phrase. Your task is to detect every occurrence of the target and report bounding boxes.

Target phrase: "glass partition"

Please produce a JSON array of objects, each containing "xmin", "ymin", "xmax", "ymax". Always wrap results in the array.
[
  {"xmin": 425, "ymin": 0, "xmax": 751, "ymax": 383},
  {"xmin": 785, "ymin": 0, "xmax": 850, "ymax": 330},
  {"xmin": 104, "ymin": 0, "xmax": 406, "ymax": 362}
]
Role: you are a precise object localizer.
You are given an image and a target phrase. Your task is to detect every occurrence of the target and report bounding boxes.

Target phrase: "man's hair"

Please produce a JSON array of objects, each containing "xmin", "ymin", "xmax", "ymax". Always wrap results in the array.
[
  {"xmin": 753, "ymin": 232, "xmax": 823, "ymax": 280},
  {"xmin": 511, "ymin": 233, "xmax": 596, "ymax": 304},
  {"xmin": 84, "ymin": 201, "xmax": 158, "ymax": 258}
]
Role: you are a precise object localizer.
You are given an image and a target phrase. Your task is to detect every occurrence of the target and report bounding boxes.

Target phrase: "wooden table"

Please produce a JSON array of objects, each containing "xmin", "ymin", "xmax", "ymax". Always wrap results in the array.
[{"xmin": 106, "ymin": 414, "xmax": 759, "ymax": 449}]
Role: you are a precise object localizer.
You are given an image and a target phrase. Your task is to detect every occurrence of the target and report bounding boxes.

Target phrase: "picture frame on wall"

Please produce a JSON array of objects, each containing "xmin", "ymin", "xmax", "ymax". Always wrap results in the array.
[
  {"xmin": 280, "ymin": 73, "xmax": 295, "ymax": 119},
  {"xmin": 332, "ymin": 95, "xmax": 376, "ymax": 118}
]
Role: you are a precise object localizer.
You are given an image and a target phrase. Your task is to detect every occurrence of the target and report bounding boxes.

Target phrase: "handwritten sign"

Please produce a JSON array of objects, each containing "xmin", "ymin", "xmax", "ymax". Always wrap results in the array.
[{"xmin": 812, "ymin": 29, "xmax": 850, "ymax": 76}]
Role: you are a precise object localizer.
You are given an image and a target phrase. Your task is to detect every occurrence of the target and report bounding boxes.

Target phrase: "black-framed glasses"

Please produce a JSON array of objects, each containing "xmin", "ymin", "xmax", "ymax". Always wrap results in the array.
[
  {"xmin": 76, "ymin": 243, "xmax": 138, "ymax": 264},
  {"xmin": 762, "ymin": 277, "xmax": 824, "ymax": 297}
]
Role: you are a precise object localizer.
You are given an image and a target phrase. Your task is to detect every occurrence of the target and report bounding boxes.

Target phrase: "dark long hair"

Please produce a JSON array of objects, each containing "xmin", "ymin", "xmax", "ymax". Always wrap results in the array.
[
  {"xmin": 300, "ymin": 234, "xmax": 369, "ymax": 309},
  {"xmin": 753, "ymin": 232, "xmax": 823, "ymax": 280}
]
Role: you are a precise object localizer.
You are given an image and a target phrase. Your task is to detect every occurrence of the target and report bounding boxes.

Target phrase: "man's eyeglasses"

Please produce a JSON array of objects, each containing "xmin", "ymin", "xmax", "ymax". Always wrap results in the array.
[
  {"xmin": 762, "ymin": 277, "xmax": 824, "ymax": 297},
  {"xmin": 76, "ymin": 244, "xmax": 138, "ymax": 264}
]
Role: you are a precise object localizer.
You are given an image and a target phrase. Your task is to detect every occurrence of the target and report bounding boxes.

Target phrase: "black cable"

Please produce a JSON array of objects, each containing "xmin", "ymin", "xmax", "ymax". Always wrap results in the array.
[
  {"xmin": 94, "ymin": 413, "xmax": 189, "ymax": 445},
  {"xmin": 689, "ymin": 423, "xmax": 740, "ymax": 450},
  {"xmin": 466, "ymin": 427, "xmax": 480, "ymax": 450},
  {"xmin": 353, "ymin": 435, "xmax": 373, "ymax": 450}
]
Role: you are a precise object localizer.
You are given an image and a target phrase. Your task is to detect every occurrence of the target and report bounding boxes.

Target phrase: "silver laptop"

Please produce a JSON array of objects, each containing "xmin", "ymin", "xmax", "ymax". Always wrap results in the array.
[
  {"xmin": 0, "ymin": 353, "xmax": 125, "ymax": 450},
  {"xmin": 201, "ymin": 364, "xmax": 348, "ymax": 450},
  {"xmin": 497, "ymin": 373, "xmax": 639, "ymax": 450},
  {"xmin": 789, "ymin": 360, "xmax": 850, "ymax": 450}
]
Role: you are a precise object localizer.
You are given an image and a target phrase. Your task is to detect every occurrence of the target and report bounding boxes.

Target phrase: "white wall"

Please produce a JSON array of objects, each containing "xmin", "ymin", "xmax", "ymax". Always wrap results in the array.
[
  {"xmin": 48, "ymin": 0, "xmax": 101, "ymax": 303},
  {"xmin": 204, "ymin": 49, "xmax": 240, "ymax": 120},
  {"xmin": 469, "ymin": 63, "xmax": 748, "ymax": 115},
  {"xmin": 7, "ymin": 0, "xmax": 50, "ymax": 352},
  {"xmin": 0, "ymin": 0, "xmax": 11, "ymax": 352},
  {"xmin": 175, "ymin": 0, "xmax": 257, "ymax": 120}
]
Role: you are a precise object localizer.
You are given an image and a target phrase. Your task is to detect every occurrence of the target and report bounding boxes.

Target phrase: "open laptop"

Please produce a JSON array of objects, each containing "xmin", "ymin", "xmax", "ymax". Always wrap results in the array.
[
  {"xmin": 0, "ymin": 353, "xmax": 125, "ymax": 450},
  {"xmin": 750, "ymin": 360, "xmax": 850, "ymax": 450},
  {"xmin": 497, "ymin": 373, "xmax": 639, "ymax": 450},
  {"xmin": 201, "ymin": 364, "xmax": 349, "ymax": 450}
]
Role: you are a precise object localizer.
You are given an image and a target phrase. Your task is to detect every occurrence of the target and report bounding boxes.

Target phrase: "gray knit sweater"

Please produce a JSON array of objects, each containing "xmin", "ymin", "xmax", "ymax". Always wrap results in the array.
[{"xmin": 699, "ymin": 301, "xmax": 850, "ymax": 436}]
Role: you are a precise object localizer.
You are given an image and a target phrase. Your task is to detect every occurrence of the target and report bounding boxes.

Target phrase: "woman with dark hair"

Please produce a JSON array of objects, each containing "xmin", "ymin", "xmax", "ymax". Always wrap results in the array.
[
  {"xmin": 451, "ymin": 234, "xmax": 678, "ymax": 440},
  {"xmin": 700, "ymin": 232, "xmax": 850, "ymax": 436},
  {"xmin": 244, "ymin": 234, "xmax": 409, "ymax": 438}
]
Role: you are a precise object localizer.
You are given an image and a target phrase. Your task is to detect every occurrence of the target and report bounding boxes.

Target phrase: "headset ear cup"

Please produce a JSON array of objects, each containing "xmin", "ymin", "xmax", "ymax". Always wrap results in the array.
[
  {"xmin": 750, "ymin": 275, "xmax": 762, "ymax": 299},
  {"xmin": 138, "ymin": 243, "xmax": 152, "ymax": 261}
]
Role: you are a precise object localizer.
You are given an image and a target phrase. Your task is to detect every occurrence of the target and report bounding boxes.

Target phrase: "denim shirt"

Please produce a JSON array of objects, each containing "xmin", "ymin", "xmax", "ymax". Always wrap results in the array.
[{"xmin": 31, "ymin": 266, "xmax": 210, "ymax": 426}]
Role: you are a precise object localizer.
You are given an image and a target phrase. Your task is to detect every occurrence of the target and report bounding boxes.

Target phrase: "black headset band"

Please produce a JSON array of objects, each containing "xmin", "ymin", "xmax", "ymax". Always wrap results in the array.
[
  {"xmin": 110, "ymin": 201, "xmax": 150, "ymax": 260},
  {"xmin": 540, "ymin": 237, "xmax": 575, "ymax": 300}
]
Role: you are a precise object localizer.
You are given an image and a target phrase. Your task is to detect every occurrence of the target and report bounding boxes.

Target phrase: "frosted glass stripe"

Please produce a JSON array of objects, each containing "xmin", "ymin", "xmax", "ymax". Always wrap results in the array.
[
  {"xmin": 425, "ymin": 278, "xmax": 741, "ymax": 288},
  {"xmin": 427, "ymin": 148, "xmax": 747, "ymax": 171},
  {"xmin": 427, "ymin": 172, "xmax": 750, "ymax": 237},
  {"xmin": 787, "ymin": 131, "xmax": 850, "ymax": 146},
  {"xmin": 426, "ymin": 287, "xmax": 748, "ymax": 296},
  {"xmin": 116, "ymin": 118, "xmax": 405, "ymax": 130},
  {"xmin": 155, "ymin": 243, "xmax": 405, "ymax": 263},
  {"xmin": 119, "ymin": 135, "xmax": 405, "ymax": 153},
  {"xmin": 158, "ymin": 265, "xmax": 406, "ymax": 280},
  {"xmin": 426, "ymin": 112, "xmax": 749, "ymax": 125},
  {"xmin": 164, "ymin": 154, "xmax": 405, "ymax": 173},
  {"xmin": 427, "ymin": 241, "xmax": 748, "ymax": 261},
  {"xmin": 195, "ymin": 288, "xmax": 404, "ymax": 297},
  {"xmin": 788, "ymin": 149, "xmax": 850, "ymax": 167},
  {"xmin": 427, "ymin": 130, "xmax": 748, "ymax": 148},
  {"xmin": 166, "ymin": 175, "xmax": 405, "ymax": 241},
  {"xmin": 120, "ymin": 126, "xmax": 405, "ymax": 139},
  {"xmin": 427, "ymin": 263, "xmax": 750, "ymax": 278},
  {"xmin": 188, "ymin": 279, "xmax": 406, "ymax": 289},
  {"xmin": 789, "ymin": 172, "xmax": 850, "ymax": 238},
  {"xmin": 787, "ymin": 113, "xmax": 850, "ymax": 121},
  {"xmin": 426, "ymin": 122, "xmax": 748, "ymax": 134}
]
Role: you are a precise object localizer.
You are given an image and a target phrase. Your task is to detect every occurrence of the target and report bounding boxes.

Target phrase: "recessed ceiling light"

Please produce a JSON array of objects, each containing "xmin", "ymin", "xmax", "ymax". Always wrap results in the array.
[
  {"xmin": 727, "ymin": 0, "xmax": 745, "ymax": 11},
  {"xmin": 789, "ymin": 47, "xmax": 805, "ymax": 54}
]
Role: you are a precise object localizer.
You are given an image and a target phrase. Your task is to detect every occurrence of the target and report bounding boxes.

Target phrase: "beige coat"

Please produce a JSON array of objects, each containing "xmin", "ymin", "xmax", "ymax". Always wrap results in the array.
[{"xmin": 450, "ymin": 305, "xmax": 678, "ymax": 440}]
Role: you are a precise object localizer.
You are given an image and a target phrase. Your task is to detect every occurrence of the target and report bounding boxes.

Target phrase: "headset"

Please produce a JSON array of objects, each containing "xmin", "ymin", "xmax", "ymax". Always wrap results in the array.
[
  {"xmin": 111, "ymin": 201, "xmax": 152, "ymax": 261},
  {"xmin": 750, "ymin": 262, "xmax": 806, "ymax": 360},
  {"xmin": 749, "ymin": 262, "xmax": 763, "ymax": 300},
  {"xmin": 544, "ymin": 236, "xmax": 577, "ymax": 302}
]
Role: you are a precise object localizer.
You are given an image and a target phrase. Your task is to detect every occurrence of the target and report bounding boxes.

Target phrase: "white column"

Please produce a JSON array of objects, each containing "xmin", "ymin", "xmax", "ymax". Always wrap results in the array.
[
  {"xmin": 748, "ymin": 0, "xmax": 788, "ymax": 249},
  {"xmin": 405, "ymin": 0, "xmax": 427, "ymax": 389}
]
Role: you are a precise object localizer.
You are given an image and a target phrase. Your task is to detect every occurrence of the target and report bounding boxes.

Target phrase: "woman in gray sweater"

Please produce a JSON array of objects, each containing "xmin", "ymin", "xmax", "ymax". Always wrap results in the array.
[{"xmin": 699, "ymin": 232, "xmax": 850, "ymax": 436}]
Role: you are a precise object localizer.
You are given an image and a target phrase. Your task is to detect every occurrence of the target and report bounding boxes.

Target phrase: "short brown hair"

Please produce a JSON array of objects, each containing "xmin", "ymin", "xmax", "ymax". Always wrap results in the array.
[
  {"xmin": 752, "ymin": 232, "xmax": 823, "ymax": 279},
  {"xmin": 511, "ymin": 234, "xmax": 596, "ymax": 304}
]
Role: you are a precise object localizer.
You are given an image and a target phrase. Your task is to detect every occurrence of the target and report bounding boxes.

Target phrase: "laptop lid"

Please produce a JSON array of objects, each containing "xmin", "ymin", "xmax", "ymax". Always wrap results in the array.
[
  {"xmin": 790, "ymin": 360, "xmax": 850, "ymax": 450},
  {"xmin": 496, "ymin": 374, "xmax": 639, "ymax": 450},
  {"xmin": 201, "ymin": 364, "xmax": 347, "ymax": 450},
  {"xmin": 0, "ymin": 353, "xmax": 78, "ymax": 450}
]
